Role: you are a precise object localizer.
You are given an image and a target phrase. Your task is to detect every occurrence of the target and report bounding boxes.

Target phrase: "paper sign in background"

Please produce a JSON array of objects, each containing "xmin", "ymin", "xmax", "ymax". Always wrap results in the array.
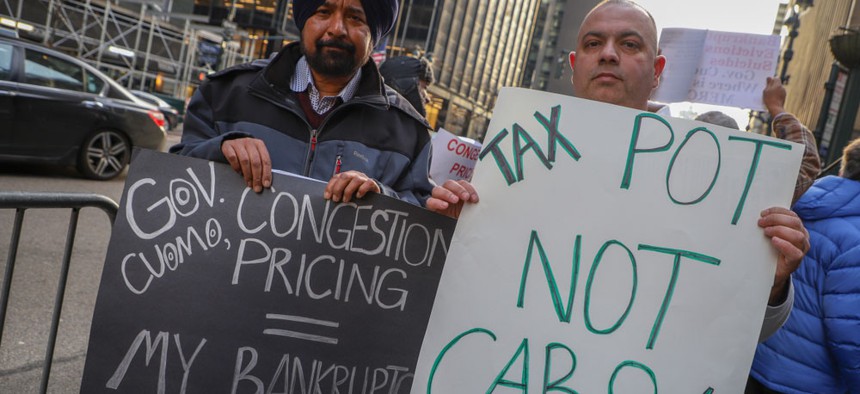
[
  {"xmin": 654, "ymin": 28, "xmax": 780, "ymax": 111},
  {"xmin": 430, "ymin": 128, "xmax": 482, "ymax": 184},
  {"xmin": 412, "ymin": 88, "xmax": 802, "ymax": 393}
]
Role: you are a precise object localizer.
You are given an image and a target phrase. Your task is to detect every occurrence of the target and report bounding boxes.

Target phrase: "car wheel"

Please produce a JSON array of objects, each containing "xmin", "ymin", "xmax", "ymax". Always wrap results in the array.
[{"xmin": 77, "ymin": 130, "xmax": 131, "ymax": 180}]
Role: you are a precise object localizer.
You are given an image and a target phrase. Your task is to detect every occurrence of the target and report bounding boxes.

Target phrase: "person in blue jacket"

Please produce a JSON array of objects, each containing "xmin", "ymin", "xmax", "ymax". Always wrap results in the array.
[
  {"xmin": 748, "ymin": 138, "xmax": 860, "ymax": 393},
  {"xmin": 171, "ymin": 0, "xmax": 434, "ymax": 206}
]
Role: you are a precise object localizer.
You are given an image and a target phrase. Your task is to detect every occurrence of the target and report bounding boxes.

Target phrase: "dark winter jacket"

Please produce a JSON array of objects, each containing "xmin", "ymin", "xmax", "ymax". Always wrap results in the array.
[
  {"xmin": 751, "ymin": 175, "xmax": 860, "ymax": 393},
  {"xmin": 170, "ymin": 42, "xmax": 434, "ymax": 206}
]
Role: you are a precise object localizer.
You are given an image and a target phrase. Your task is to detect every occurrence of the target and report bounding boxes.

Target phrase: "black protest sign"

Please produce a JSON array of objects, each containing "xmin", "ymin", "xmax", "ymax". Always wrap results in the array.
[{"xmin": 81, "ymin": 150, "xmax": 455, "ymax": 393}]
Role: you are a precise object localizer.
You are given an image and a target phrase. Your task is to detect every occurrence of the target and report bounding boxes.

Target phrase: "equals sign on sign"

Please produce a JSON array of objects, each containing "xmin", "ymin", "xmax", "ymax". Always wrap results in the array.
[{"xmin": 263, "ymin": 314, "xmax": 340, "ymax": 345}]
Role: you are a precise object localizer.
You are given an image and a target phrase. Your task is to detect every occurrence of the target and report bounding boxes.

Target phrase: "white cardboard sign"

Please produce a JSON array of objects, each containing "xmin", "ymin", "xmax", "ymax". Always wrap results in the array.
[
  {"xmin": 653, "ymin": 28, "xmax": 781, "ymax": 111},
  {"xmin": 430, "ymin": 128, "xmax": 482, "ymax": 183},
  {"xmin": 412, "ymin": 88, "xmax": 802, "ymax": 393}
]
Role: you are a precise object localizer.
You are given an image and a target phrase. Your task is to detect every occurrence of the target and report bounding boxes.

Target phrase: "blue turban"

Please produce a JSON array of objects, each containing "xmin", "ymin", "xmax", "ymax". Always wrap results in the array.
[{"xmin": 292, "ymin": 0, "xmax": 399, "ymax": 44}]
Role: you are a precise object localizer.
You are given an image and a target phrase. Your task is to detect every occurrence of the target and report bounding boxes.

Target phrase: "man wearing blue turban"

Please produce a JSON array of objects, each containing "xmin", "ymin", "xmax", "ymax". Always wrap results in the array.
[{"xmin": 172, "ymin": 0, "xmax": 436, "ymax": 207}]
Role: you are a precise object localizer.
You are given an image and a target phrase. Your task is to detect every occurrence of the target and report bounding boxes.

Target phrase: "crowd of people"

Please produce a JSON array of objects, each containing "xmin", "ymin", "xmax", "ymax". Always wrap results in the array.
[{"xmin": 170, "ymin": 0, "xmax": 859, "ymax": 392}]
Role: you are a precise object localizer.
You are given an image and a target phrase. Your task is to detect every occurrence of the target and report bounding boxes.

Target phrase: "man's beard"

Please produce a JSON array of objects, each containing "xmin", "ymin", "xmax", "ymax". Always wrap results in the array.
[{"xmin": 303, "ymin": 38, "xmax": 360, "ymax": 77}]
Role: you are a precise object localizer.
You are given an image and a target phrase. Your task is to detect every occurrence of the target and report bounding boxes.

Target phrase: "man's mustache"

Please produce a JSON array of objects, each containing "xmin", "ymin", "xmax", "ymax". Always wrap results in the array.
[{"xmin": 316, "ymin": 39, "xmax": 356, "ymax": 54}]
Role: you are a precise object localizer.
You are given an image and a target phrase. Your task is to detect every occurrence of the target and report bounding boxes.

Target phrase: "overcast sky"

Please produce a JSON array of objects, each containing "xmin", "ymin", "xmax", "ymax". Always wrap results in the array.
[{"xmin": 636, "ymin": 0, "xmax": 786, "ymax": 36}]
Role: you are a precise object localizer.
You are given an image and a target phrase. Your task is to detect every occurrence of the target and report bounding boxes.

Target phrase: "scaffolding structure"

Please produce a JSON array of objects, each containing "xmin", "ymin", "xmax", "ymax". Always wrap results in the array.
[{"xmin": 0, "ymin": 0, "xmax": 253, "ymax": 100}]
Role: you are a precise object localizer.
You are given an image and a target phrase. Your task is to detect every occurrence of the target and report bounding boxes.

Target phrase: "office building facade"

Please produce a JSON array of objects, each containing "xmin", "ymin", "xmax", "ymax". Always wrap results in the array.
[
  {"xmin": 774, "ymin": 0, "xmax": 860, "ymax": 166},
  {"xmin": 390, "ymin": 0, "xmax": 542, "ymax": 140}
]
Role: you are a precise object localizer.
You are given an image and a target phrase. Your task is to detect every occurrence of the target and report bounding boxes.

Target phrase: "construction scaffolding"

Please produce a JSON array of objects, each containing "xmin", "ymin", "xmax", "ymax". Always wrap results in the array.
[{"xmin": 0, "ymin": 0, "xmax": 254, "ymax": 101}]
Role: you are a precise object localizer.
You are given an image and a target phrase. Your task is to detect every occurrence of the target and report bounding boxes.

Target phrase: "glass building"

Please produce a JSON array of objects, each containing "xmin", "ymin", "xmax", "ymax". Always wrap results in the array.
[{"xmin": 389, "ymin": 0, "xmax": 543, "ymax": 140}]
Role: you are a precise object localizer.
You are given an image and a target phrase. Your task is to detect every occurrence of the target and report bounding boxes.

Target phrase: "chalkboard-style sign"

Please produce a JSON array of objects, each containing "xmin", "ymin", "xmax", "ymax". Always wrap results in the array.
[{"xmin": 81, "ymin": 149, "xmax": 455, "ymax": 393}]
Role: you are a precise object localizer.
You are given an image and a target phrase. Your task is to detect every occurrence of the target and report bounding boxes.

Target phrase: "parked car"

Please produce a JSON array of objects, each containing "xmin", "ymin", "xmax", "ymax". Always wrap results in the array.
[
  {"xmin": 131, "ymin": 89, "xmax": 181, "ymax": 130},
  {"xmin": 0, "ymin": 36, "xmax": 166, "ymax": 180}
]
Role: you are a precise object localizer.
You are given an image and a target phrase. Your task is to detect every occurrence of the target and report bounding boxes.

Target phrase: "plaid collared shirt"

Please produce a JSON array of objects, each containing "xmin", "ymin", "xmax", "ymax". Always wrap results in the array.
[
  {"xmin": 289, "ymin": 56, "xmax": 362, "ymax": 115},
  {"xmin": 771, "ymin": 112, "xmax": 821, "ymax": 204}
]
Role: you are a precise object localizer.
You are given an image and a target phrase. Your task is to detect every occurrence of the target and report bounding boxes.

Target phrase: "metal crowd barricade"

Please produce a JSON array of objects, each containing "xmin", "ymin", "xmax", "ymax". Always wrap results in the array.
[{"xmin": 0, "ymin": 191, "xmax": 118, "ymax": 394}]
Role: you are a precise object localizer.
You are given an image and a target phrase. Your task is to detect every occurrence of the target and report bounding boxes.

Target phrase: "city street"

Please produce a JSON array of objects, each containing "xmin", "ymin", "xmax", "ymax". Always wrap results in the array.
[
  {"xmin": 0, "ymin": 0, "xmax": 858, "ymax": 390},
  {"xmin": 0, "ymin": 129, "xmax": 182, "ymax": 393}
]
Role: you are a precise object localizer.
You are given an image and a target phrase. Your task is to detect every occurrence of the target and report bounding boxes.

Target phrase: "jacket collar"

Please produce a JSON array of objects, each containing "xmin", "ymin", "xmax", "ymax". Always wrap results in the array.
[
  {"xmin": 249, "ymin": 41, "xmax": 429, "ymax": 128},
  {"xmin": 260, "ymin": 42, "xmax": 387, "ymax": 100}
]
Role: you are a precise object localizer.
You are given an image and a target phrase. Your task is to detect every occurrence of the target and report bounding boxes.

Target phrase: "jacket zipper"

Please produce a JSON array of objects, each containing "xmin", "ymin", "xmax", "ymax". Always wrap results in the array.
[
  {"xmin": 332, "ymin": 154, "xmax": 342, "ymax": 177},
  {"xmin": 301, "ymin": 101, "xmax": 369, "ymax": 177},
  {"xmin": 306, "ymin": 128, "xmax": 319, "ymax": 175}
]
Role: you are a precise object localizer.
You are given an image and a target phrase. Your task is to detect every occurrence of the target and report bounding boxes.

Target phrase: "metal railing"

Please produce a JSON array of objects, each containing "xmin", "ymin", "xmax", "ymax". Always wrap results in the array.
[{"xmin": 0, "ymin": 191, "xmax": 118, "ymax": 394}]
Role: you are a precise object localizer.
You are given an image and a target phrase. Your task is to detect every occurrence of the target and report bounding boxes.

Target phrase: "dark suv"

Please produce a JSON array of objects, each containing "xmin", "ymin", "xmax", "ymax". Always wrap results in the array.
[{"xmin": 0, "ymin": 37, "xmax": 166, "ymax": 180}]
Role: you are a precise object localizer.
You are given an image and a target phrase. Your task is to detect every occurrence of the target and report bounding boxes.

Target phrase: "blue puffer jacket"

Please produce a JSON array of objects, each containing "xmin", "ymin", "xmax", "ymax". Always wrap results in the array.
[{"xmin": 751, "ymin": 175, "xmax": 860, "ymax": 393}]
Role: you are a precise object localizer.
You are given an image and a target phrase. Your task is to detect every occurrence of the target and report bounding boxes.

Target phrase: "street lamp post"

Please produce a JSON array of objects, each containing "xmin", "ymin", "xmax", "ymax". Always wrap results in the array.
[
  {"xmin": 780, "ymin": 12, "xmax": 799, "ymax": 84},
  {"xmin": 748, "ymin": 0, "xmax": 814, "ymax": 133},
  {"xmin": 779, "ymin": 0, "xmax": 814, "ymax": 84}
]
